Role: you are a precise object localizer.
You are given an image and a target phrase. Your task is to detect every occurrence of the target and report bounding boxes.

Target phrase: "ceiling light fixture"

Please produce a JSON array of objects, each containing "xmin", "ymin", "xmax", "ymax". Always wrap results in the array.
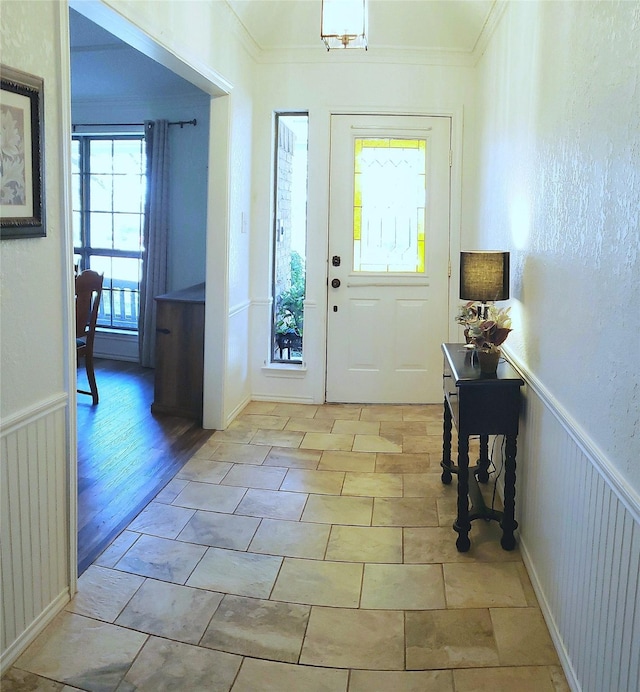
[{"xmin": 321, "ymin": 0, "xmax": 368, "ymax": 50}]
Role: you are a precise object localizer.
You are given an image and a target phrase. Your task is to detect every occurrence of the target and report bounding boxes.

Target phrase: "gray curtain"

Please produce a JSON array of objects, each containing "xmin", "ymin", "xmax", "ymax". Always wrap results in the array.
[{"xmin": 138, "ymin": 119, "xmax": 170, "ymax": 367}]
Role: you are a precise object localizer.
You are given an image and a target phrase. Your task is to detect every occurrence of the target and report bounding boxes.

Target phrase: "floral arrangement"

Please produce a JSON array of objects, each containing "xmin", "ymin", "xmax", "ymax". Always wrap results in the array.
[
  {"xmin": 456, "ymin": 302, "xmax": 512, "ymax": 353},
  {"xmin": 455, "ymin": 301, "xmax": 479, "ymax": 330}
]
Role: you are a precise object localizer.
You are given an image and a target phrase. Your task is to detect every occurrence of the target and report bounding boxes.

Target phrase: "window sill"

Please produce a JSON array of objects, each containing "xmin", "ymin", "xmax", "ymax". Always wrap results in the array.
[
  {"xmin": 96, "ymin": 328, "xmax": 137, "ymax": 338},
  {"xmin": 261, "ymin": 362, "xmax": 307, "ymax": 378}
]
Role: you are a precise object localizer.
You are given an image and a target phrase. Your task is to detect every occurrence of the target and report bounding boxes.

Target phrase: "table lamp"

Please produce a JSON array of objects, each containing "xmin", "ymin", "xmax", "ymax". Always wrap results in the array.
[{"xmin": 460, "ymin": 251, "xmax": 510, "ymax": 319}]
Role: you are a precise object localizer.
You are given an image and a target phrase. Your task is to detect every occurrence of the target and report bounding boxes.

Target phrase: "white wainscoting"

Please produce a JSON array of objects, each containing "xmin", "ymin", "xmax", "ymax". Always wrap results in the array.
[
  {"xmin": 509, "ymin": 357, "xmax": 639, "ymax": 692},
  {"xmin": 0, "ymin": 396, "xmax": 70, "ymax": 671}
]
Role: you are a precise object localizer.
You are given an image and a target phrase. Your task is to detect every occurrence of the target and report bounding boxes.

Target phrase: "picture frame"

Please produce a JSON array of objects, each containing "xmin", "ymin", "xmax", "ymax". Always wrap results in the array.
[{"xmin": 1, "ymin": 64, "xmax": 46, "ymax": 239}]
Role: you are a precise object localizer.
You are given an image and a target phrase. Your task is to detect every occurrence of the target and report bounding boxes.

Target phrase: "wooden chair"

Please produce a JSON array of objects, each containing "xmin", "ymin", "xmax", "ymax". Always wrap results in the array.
[{"xmin": 76, "ymin": 270, "xmax": 104, "ymax": 405}]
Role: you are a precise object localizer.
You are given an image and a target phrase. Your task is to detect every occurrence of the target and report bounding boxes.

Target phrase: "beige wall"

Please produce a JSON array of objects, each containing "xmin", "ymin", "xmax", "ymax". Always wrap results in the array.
[
  {"xmin": 0, "ymin": 1, "xmax": 70, "ymax": 418},
  {"xmin": 2, "ymin": 1, "xmax": 638, "ymax": 685},
  {"xmin": 472, "ymin": 0, "xmax": 640, "ymax": 494},
  {"xmin": 1, "ymin": 0, "xmax": 72, "ymax": 669},
  {"xmin": 471, "ymin": 6, "xmax": 640, "ymax": 687}
]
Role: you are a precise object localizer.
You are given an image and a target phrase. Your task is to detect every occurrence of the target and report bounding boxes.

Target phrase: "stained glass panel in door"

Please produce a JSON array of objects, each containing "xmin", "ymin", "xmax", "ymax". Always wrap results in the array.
[{"xmin": 353, "ymin": 138, "xmax": 426, "ymax": 272}]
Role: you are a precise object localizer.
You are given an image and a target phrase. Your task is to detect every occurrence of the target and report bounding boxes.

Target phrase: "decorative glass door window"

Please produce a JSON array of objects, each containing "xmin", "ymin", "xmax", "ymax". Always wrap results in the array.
[{"xmin": 353, "ymin": 138, "xmax": 426, "ymax": 272}]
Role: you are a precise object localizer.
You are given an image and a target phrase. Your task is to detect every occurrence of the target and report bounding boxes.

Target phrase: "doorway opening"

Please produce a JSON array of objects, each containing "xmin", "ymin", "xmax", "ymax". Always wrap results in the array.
[{"xmin": 68, "ymin": 5, "xmax": 225, "ymax": 573}]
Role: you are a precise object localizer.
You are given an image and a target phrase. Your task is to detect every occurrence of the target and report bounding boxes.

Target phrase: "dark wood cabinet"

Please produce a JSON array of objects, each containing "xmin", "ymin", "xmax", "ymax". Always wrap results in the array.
[
  {"xmin": 441, "ymin": 343, "xmax": 524, "ymax": 552},
  {"xmin": 151, "ymin": 283, "xmax": 205, "ymax": 422}
]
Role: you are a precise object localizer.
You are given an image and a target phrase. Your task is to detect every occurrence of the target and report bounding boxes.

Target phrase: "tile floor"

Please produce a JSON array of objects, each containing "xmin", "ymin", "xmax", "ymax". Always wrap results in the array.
[{"xmin": 4, "ymin": 403, "xmax": 570, "ymax": 692}]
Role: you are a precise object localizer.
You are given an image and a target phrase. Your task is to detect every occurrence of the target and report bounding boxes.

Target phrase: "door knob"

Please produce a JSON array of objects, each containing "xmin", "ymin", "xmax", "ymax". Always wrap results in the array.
[{"xmin": 331, "ymin": 278, "xmax": 341, "ymax": 288}]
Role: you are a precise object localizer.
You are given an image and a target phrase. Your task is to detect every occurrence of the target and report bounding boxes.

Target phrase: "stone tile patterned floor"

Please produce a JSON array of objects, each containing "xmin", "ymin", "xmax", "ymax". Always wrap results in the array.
[{"xmin": 3, "ymin": 403, "xmax": 570, "ymax": 692}]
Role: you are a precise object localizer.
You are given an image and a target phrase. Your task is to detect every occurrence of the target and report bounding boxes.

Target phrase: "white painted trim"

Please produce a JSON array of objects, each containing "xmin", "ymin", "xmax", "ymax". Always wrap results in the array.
[
  {"xmin": 471, "ymin": 0, "xmax": 509, "ymax": 65},
  {"xmin": 58, "ymin": 0, "xmax": 79, "ymax": 595},
  {"xmin": 229, "ymin": 299, "xmax": 251, "ymax": 318},
  {"xmin": 251, "ymin": 393, "xmax": 316, "ymax": 405},
  {"xmin": 256, "ymin": 46, "xmax": 477, "ymax": 67},
  {"xmin": 219, "ymin": 0, "xmax": 262, "ymax": 62},
  {"xmin": 503, "ymin": 346, "xmax": 640, "ymax": 523},
  {"xmin": 0, "ymin": 394, "xmax": 68, "ymax": 438},
  {"xmin": 519, "ymin": 541, "xmax": 581, "ymax": 692},
  {"xmin": 221, "ymin": 0, "xmax": 477, "ymax": 67},
  {"xmin": 224, "ymin": 0, "xmax": 506, "ymax": 67},
  {"xmin": 224, "ymin": 393, "xmax": 252, "ymax": 429},
  {"xmin": 486, "ymin": 458, "xmax": 580, "ymax": 690},
  {"xmin": 203, "ymin": 95, "xmax": 232, "ymax": 431},
  {"xmin": 70, "ymin": 0, "xmax": 232, "ymax": 96},
  {"xmin": 447, "ymin": 107, "xmax": 465, "ymax": 343},
  {"xmin": 0, "ymin": 589, "xmax": 70, "ymax": 673},
  {"xmin": 260, "ymin": 364, "xmax": 308, "ymax": 379}
]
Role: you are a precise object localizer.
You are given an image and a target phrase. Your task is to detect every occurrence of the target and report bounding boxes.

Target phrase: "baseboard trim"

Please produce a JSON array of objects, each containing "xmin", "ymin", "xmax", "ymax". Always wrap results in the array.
[
  {"xmin": 225, "ymin": 394, "xmax": 253, "ymax": 428},
  {"xmin": 0, "ymin": 589, "xmax": 70, "ymax": 674},
  {"xmin": 251, "ymin": 393, "xmax": 316, "ymax": 404},
  {"xmin": 519, "ymin": 539, "xmax": 580, "ymax": 691}
]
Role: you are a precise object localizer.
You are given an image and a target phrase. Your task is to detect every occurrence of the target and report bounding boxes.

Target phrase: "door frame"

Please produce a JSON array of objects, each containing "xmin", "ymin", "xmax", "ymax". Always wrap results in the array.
[
  {"xmin": 322, "ymin": 107, "xmax": 464, "ymax": 401},
  {"xmin": 61, "ymin": 0, "xmax": 232, "ymax": 593}
]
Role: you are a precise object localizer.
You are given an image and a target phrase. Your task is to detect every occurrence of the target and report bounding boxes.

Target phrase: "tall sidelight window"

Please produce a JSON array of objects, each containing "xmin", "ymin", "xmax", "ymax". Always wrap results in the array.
[
  {"xmin": 271, "ymin": 113, "xmax": 308, "ymax": 363},
  {"xmin": 72, "ymin": 134, "xmax": 146, "ymax": 330}
]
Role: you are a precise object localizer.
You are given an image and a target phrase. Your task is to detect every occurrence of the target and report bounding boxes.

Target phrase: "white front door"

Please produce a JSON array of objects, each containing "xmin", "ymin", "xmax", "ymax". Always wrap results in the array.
[{"xmin": 326, "ymin": 114, "xmax": 452, "ymax": 404}]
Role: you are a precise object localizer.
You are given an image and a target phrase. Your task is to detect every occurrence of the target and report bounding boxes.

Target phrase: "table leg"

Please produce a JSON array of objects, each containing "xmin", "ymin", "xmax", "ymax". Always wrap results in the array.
[
  {"xmin": 453, "ymin": 434, "xmax": 471, "ymax": 552},
  {"xmin": 477, "ymin": 434, "xmax": 490, "ymax": 483},
  {"xmin": 441, "ymin": 399, "xmax": 453, "ymax": 484},
  {"xmin": 500, "ymin": 434, "xmax": 519, "ymax": 550}
]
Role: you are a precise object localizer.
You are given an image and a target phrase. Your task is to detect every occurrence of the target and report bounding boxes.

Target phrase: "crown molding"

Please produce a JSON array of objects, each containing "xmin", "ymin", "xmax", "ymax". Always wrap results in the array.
[
  {"xmin": 223, "ymin": 0, "xmax": 506, "ymax": 69},
  {"xmin": 255, "ymin": 46, "xmax": 476, "ymax": 68},
  {"xmin": 220, "ymin": 0, "xmax": 262, "ymax": 63},
  {"xmin": 471, "ymin": 0, "xmax": 508, "ymax": 65}
]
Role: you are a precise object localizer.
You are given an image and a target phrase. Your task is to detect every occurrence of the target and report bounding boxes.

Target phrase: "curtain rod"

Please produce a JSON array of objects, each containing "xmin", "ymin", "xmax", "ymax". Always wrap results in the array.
[{"xmin": 72, "ymin": 118, "xmax": 197, "ymax": 131}]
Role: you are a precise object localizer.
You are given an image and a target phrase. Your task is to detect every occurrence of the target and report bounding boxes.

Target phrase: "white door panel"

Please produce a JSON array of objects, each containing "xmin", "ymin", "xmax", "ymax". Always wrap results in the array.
[
  {"xmin": 395, "ymin": 299, "xmax": 430, "ymax": 370},
  {"xmin": 326, "ymin": 114, "xmax": 451, "ymax": 403},
  {"xmin": 346, "ymin": 298, "xmax": 380, "ymax": 370}
]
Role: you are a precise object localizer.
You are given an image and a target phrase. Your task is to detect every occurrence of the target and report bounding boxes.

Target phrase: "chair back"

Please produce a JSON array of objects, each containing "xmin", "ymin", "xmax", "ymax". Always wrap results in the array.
[{"xmin": 75, "ymin": 270, "xmax": 104, "ymax": 345}]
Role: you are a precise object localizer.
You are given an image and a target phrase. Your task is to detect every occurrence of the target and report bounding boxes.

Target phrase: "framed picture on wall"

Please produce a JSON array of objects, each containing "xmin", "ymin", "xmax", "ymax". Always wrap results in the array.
[{"xmin": 1, "ymin": 64, "xmax": 46, "ymax": 239}]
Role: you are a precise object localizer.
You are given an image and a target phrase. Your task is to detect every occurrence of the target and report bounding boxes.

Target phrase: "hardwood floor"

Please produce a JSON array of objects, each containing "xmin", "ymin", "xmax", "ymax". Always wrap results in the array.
[{"xmin": 77, "ymin": 358, "xmax": 212, "ymax": 574}]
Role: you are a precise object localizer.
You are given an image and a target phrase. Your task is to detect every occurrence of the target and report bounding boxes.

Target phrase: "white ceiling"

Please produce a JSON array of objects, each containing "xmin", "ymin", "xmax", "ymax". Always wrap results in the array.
[
  {"xmin": 69, "ymin": 1, "xmax": 498, "ymax": 101},
  {"xmin": 69, "ymin": 9, "xmax": 206, "ymax": 101},
  {"xmin": 227, "ymin": 0, "xmax": 495, "ymax": 54}
]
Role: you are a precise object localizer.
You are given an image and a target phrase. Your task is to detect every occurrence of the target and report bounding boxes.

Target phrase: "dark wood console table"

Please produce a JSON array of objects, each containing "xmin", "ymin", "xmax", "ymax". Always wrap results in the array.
[
  {"xmin": 152, "ymin": 283, "xmax": 205, "ymax": 422},
  {"xmin": 441, "ymin": 343, "xmax": 524, "ymax": 552}
]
